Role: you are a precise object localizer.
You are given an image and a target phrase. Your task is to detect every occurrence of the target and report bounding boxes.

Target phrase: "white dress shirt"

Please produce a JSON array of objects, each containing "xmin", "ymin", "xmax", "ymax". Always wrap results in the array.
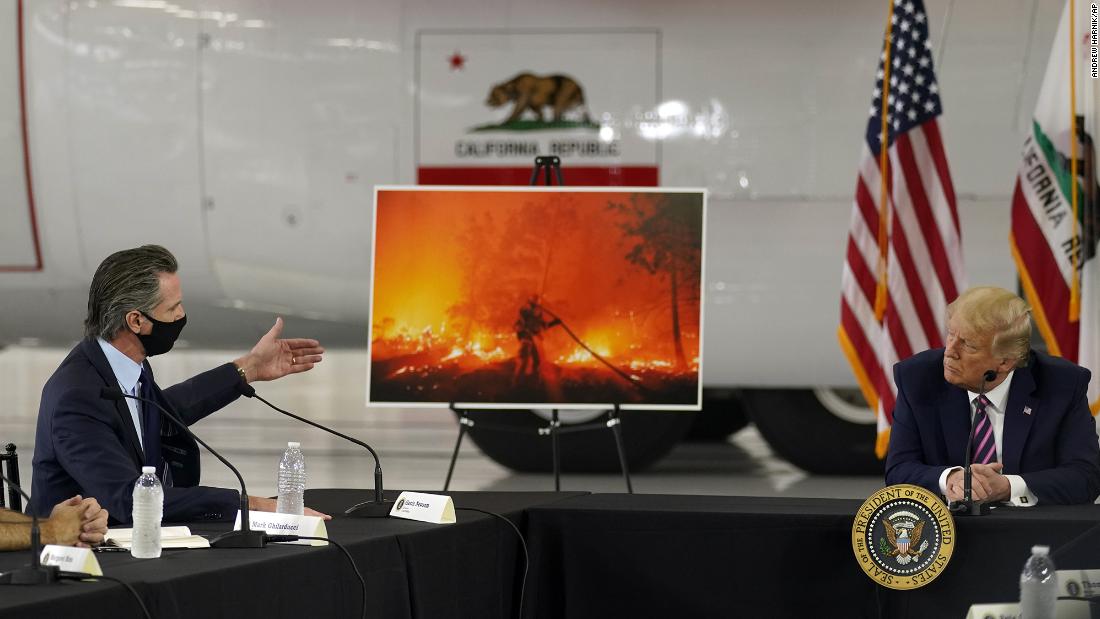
[
  {"xmin": 97, "ymin": 337, "xmax": 145, "ymax": 453},
  {"xmin": 937, "ymin": 370, "xmax": 1038, "ymax": 506}
]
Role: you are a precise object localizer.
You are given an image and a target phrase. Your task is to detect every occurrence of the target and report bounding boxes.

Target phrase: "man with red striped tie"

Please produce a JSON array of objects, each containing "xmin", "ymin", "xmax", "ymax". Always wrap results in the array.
[{"xmin": 885, "ymin": 286, "xmax": 1100, "ymax": 505}]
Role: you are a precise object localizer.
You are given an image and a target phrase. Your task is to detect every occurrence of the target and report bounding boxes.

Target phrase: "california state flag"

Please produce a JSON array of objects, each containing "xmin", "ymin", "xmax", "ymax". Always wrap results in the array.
[{"xmin": 1010, "ymin": 0, "xmax": 1100, "ymax": 413}]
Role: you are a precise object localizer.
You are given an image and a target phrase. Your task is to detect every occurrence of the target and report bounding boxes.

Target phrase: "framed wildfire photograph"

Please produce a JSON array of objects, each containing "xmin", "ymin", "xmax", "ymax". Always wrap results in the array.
[{"xmin": 367, "ymin": 186, "xmax": 706, "ymax": 410}]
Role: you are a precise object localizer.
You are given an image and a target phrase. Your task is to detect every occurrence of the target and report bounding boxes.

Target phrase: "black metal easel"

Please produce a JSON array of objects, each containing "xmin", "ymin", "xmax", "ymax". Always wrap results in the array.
[
  {"xmin": 529, "ymin": 155, "xmax": 565, "ymax": 186},
  {"xmin": 442, "ymin": 155, "xmax": 633, "ymax": 494},
  {"xmin": 444, "ymin": 404, "xmax": 633, "ymax": 494}
]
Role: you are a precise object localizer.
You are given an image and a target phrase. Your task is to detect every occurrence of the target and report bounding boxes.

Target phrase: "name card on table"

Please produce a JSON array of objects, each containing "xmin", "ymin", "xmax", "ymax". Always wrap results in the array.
[
  {"xmin": 966, "ymin": 603, "xmax": 1019, "ymax": 619},
  {"xmin": 389, "ymin": 491, "xmax": 455, "ymax": 524},
  {"xmin": 1058, "ymin": 569, "xmax": 1100, "ymax": 599},
  {"xmin": 40, "ymin": 545, "xmax": 102, "ymax": 576},
  {"xmin": 966, "ymin": 570, "xmax": 1100, "ymax": 619},
  {"xmin": 233, "ymin": 511, "xmax": 328, "ymax": 546},
  {"xmin": 967, "ymin": 601, "xmax": 1094, "ymax": 619}
]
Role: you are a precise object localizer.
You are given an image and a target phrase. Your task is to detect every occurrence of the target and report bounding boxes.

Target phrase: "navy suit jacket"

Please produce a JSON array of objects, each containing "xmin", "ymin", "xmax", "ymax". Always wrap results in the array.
[
  {"xmin": 29, "ymin": 338, "xmax": 243, "ymax": 523},
  {"xmin": 885, "ymin": 348, "xmax": 1100, "ymax": 505}
]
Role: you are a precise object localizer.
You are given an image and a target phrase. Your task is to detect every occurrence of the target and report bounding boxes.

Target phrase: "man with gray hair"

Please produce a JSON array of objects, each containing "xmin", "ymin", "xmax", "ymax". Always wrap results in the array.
[
  {"xmin": 885, "ymin": 286, "xmax": 1100, "ymax": 505},
  {"xmin": 29, "ymin": 245, "xmax": 328, "ymax": 523}
]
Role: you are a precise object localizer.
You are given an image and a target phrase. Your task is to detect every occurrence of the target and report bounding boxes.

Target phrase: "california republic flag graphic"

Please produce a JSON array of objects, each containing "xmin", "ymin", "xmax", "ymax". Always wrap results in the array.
[
  {"xmin": 415, "ymin": 30, "xmax": 659, "ymax": 186},
  {"xmin": 1010, "ymin": 0, "xmax": 1100, "ymax": 413}
]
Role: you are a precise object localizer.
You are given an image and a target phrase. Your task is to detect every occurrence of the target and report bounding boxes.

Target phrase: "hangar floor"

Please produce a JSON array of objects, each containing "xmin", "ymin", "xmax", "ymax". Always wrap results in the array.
[{"xmin": 0, "ymin": 346, "xmax": 885, "ymax": 502}]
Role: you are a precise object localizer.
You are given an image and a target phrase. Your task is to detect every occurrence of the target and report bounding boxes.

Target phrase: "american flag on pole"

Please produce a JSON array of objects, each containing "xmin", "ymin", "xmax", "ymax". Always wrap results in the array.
[
  {"xmin": 1010, "ymin": 0, "xmax": 1100, "ymax": 415},
  {"xmin": 838, "ymin": 0, "xmax": 966, "ymax": 458}
]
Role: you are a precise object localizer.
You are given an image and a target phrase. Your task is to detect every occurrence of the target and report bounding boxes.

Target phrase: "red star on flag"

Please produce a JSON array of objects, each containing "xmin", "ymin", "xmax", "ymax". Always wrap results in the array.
[{"xmin": 448, "ymin": 51, "xmax": 466, "ymax": 71}]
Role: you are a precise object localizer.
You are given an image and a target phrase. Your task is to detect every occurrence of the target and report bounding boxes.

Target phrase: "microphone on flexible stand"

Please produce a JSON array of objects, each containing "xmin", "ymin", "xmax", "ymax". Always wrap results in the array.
[
  {"xmin": 237, "ymin": 383, "xmax": 393, "ymax": 518},
  {"xmin": 0, "ymin": 475, "xmax": 57, "ymax": 585},
  {"xmin": 949, "ymin": 369, "xmax": 998, "ymax": 517},
  {"xmin": 99, "ymin": 388, "xmax": 267, "ymax": 547}
]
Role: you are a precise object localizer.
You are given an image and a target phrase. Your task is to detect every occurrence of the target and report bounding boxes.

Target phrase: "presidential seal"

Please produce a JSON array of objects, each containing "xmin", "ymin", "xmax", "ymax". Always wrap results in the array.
[{"xmin": 852, "ymin": 484, "xmax": 955, "ymax": 590}]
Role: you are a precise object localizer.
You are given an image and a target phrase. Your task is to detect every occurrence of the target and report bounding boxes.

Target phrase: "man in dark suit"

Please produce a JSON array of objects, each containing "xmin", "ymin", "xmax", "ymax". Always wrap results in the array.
[
  {"xmin": 885, "ymin": 286, "xmax": 1100, "ymax": 506},
  {"xmin": 29, "ymin": 245, "xmax": 329, "ymax": 523}
]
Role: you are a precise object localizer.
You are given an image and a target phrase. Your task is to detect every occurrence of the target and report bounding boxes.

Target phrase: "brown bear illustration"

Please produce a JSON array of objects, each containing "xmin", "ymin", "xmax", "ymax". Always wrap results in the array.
[{"xmin": 485, "ymin": 73, "xmax": 591, "ymax": 124}]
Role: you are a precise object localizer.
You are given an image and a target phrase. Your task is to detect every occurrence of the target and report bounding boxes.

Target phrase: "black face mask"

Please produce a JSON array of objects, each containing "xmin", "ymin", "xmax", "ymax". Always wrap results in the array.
[{"xmin": 136, "ymin": 312, "xmax": 187, "ymax": 357}]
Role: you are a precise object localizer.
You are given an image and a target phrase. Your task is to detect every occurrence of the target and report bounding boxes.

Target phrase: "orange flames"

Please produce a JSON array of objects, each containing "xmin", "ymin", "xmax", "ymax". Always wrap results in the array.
[{"xmin": 370, "ymin": 189, "xmax": 703, "ymax": 401}]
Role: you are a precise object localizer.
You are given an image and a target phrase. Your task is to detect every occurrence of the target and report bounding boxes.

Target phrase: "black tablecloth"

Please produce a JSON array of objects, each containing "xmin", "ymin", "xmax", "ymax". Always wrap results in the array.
[
  {"xmin": 7, "ymin": 490, "xmax": 1100, "ymax": 618},
  {"xmin": 0, "ymin": 489, "xmax": 586, "ymax": 619},
  {"xmin": 522, "ymin": 494, "xmax": 1100, "ymax": 619},
  {"xmin": 891, "ymin": 501, "xmax": 1100, "ymax": 618}
]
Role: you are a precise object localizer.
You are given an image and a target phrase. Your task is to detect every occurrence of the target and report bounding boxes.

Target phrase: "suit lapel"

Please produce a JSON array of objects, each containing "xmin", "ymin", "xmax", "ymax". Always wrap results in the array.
[
  {"xmin": 80, "ymin": 338, "xmax": 144, "ymax": 467},
  {"xmin": 938, "ymin": 382, "xmax": 971, "ymax": 465},
  {"xmin": 1001, "ymin": 359, "xmax": 1038, "ymax": 475}
]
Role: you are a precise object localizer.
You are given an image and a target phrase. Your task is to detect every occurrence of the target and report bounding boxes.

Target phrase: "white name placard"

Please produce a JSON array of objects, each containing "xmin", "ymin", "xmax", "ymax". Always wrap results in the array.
[
  {"xmin": 1058, "ymin": 569, "xmax": 1100, "ymax": 599},
  {"xmin": 966, "ymin": 570, "xmax": 1100, "ymax": 619},
  {"xmin": 966, "ymin": 603, "xmax": 1018, "ymax": 619},
  {"xmin": 40, "ymin": 545, "xmax": 102, "ymax": 576},
  {"xmin": 389, "ymin": 491, "xmax": 455, "ymax": 524},
  {"xmin": 233, "ymin": 511, "xmax": 328, "ymax": 546},
  {"xmin": 966, "ymin": 600, "xmax": 1092, "ymax": 619}
]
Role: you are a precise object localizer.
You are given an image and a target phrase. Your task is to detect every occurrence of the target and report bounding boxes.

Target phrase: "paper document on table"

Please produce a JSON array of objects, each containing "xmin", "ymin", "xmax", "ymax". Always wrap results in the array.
[{"xmin": 106, "ymin": 526, "xmax": 211, "ymax": 549}]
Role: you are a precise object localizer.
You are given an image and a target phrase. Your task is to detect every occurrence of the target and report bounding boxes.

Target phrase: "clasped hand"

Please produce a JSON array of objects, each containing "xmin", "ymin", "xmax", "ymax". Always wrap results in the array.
[
  {"xmin": 45, "ymin": 495, "xmax": 109, "ymax": 547},
  {"xmin": 945, "ymin": 463, "xmax": 1011, "ymax": 503}
]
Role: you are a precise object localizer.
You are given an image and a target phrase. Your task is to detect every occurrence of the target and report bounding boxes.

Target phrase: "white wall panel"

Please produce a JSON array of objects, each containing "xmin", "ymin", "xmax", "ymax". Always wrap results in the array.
[
  {"xmin": 200, "ymin": 0, "xmax": 400, "ymax": 321},
  {"xmin": 61, "ymin": 0, "xmax": 219, "ymax": 298}
]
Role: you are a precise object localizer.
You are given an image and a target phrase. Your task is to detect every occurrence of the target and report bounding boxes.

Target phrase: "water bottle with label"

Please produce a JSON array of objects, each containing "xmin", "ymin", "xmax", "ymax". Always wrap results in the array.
[
  {"xmin": 1019, "ymin": 544, "xmax": 1056, "ymax": 619},
  {"xmin": 131, "ymin": 466, "xmax": 164, "ymax": 558},
  {"xmin": 276, "ymin": 441, "xmax": 306, "ymax": 515}
]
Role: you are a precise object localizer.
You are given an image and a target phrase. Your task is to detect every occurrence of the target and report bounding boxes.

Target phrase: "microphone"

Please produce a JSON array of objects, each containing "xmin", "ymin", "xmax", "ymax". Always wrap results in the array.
[
  {"xmin": 99, "ymin": 388, "xmax": 267, "ymax": 547},
  {"xmin": 0, "ymin": 474, "xmax": 57, "ymax": 585},
  {"xmin": 238, "ymin": 383, "xmax": 393, "ymax": 518},
  {"xmin": 950, "ymin": 369, "xmax": 998, "ymax": 517}
]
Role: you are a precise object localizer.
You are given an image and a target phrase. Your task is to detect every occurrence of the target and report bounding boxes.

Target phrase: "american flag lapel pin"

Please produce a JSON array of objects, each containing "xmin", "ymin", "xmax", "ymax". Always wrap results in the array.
[{"xmin": 1023, "ymin": 405, "xmax": 1032, "ymax": 416}]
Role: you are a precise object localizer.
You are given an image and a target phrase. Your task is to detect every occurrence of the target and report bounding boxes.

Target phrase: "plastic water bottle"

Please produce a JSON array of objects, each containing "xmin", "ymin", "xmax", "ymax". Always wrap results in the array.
[
  {"xmin": 131, "ymin": 466, "xmax": 163, "ymax": 558},
  {"xmin": 1019, "ymin": 544, "xmax": 1056, "ymax": 619},
  {"xmin": 276, "ymin": 441, "xmax": 306, "ymax": 515}
]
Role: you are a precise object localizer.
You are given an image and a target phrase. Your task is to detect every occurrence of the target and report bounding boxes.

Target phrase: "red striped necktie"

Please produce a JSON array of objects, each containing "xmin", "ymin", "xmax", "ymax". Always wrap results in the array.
[{"xmin": 971, "ymin": 394, "xmax": 997, "ymax": 465}]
